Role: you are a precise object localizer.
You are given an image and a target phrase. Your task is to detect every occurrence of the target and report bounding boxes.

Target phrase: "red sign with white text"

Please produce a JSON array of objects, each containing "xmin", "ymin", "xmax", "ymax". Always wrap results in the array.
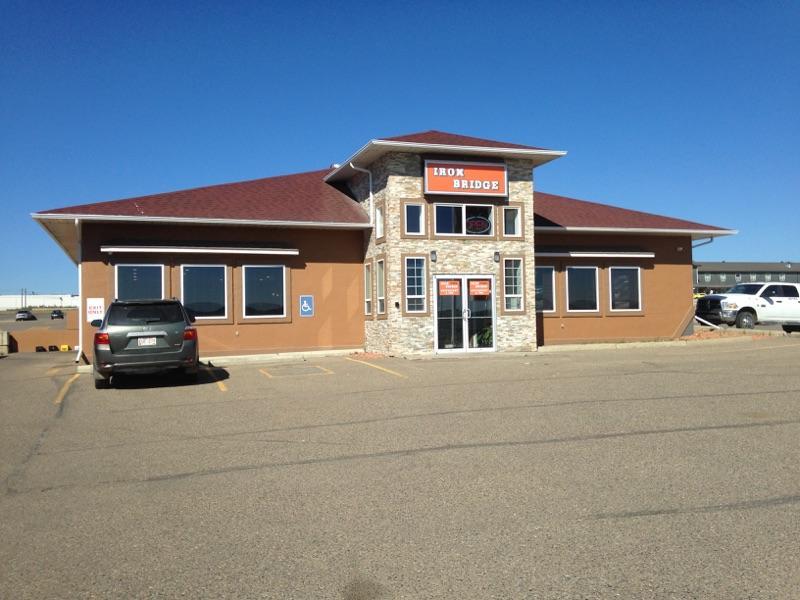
[
  {"xmin": 424, "ymin": 160, "xmax": 507, "ymax": 197},
  {"xmin": 469, "ymin": 280, "xmax": 491, "ymax": 296},
  {"xmin": 438, "ymin": 280, "xmax": 461, "ymax": 296}
]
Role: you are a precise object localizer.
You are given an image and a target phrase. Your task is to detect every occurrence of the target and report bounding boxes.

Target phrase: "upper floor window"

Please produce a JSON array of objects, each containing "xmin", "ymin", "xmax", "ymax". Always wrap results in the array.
[
  {"xmin": 434, "ymin": 204, "xmax": 493, "ymax": 236},
  {"xmin": 375, "ymin": 204, "xmax": 385, "ymax": 241},
  {"xmin": 404, "ymin": 203, "xmax": 425, "ymax": 235},
  {"xmin": 115, "ymin": 264, "xmax": 164, "ymax": 300},
  {"xmin": 502, "ymin": 207, "xmax": 521, "ymax": 237}
]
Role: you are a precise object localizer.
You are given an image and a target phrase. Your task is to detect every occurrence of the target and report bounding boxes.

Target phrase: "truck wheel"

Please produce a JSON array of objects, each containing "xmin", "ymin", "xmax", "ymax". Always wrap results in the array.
[{"xmin": 736, "ymin": 311, "xmax": 755, "ymax": 329}]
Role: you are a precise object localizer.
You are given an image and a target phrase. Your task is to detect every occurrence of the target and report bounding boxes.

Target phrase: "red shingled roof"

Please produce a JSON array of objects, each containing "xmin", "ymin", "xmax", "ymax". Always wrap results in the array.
[
  {"xmin": 380, "ymin": 129, "xmax": 546, "ymax": 151},
  {"xmin": 37, "ymin": 169, "xmax": 369, "ymax": 225},
  {"xmin": 534, "ymin": 191, "xmax": 726, "ymax": 231}
]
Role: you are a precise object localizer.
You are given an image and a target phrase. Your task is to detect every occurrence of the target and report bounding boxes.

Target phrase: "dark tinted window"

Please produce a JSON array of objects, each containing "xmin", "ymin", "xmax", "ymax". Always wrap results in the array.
[
  {"xmin": 610, "ymin": 267, "xmax": 641, "ymax": 310},
  {"xmin": 567, "ymin": 267, "xmax": 598, "ymax": 311},
  {"xmin": 760, "ymin": 285, "xmax": 784, "ymax": 298},
  {"xmin": 243, "ymin": 266, "xmax": 285, "ymax": 317},
  {"xmin": 183, "ymin": 266, "xmax": 226, "ymax": 318},
  {"xmin": 535, "ymin": 266, "xmax": 554, "ymax": 311},
  {"xmin": 405, "ymin": 204, "xmax": 423, "ymax": 234},
  {"xmin": 726, "ymin": 284, "xmax": 762, "ymax": 295},
  {"xmin": 435, "ymin": 205, "xmax": 463, "ymax": 234},
  {"xmin": 781, "ymin": 285, "xmax": 799, "ymax": 298},
  {"xmin": 107, "ymin": 303, "xmax": 185, "ymax": 325},
  {"xmin": 117, "ymin": 265, "xmax": 162, "ymax": 300}
]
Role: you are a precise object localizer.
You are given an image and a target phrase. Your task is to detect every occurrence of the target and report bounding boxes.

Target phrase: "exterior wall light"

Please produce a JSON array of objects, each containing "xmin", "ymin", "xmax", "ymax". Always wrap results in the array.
[
  {"xmin": 430, "ymin": 250, "xmax": 437, "ymax": 263},
  {"xmin": 494, "ymin": 251, "xmax": 500, "ymax": 263}
]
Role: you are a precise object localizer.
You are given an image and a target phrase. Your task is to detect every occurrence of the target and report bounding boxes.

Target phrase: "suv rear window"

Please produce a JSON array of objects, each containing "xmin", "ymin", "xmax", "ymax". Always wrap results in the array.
[{"xmin": 107, "ymin": 303, "xmax": 185, "ymax": 325}]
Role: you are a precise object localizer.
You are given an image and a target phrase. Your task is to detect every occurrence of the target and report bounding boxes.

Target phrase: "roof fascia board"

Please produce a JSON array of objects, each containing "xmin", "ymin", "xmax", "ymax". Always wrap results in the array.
[
  {"xmin": 536, "ymin": 251, "xmax": 656, "ymax": 258},
  {"xmin": 100, "ymin": 246, "xmax": 300, "ymax": 256},
  {"xmin": 33, "ymin": 213, "xmax": 371, "ymax": 230},
  {"xmin": 324, "ymin": 139, "xmax": 567, "ymax": 182},
  {"xmin": 535, "ymin": 226, "xmax": 738, "ymax": 238}
]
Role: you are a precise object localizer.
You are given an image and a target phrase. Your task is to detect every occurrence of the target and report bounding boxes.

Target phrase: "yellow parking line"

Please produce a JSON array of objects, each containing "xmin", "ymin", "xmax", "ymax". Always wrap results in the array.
[
  {"xmin": 345, "ymin": 357, "xmax": 406, "ymax": 378},
  {"xmin": 205, "ymin": 367, "xmax": 227, "ymax": 392},
  {"xmin": 54, "ymin": 373, "xmax": 80, "ymax": 405},
  {"xmin": 259, "ymin": 368, "xmax": 274, "ymax": 379},
  {"xmin": 315, "ymin": 365, "xmax": 334, "ymax": 375}
]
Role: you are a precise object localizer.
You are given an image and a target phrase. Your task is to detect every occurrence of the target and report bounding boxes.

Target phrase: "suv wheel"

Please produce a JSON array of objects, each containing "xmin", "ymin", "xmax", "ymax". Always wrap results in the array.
[
  {"xmin": 736, "ymin": 311, "xmax": 755, "ymax": 329},
  {"xmin": 94, "ymin": 370, "xmax": 110, "ymax": 389}
]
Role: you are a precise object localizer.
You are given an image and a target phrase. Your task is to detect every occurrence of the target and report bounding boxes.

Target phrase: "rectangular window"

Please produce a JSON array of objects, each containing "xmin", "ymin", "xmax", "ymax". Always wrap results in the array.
[
  {"xmin": 503, "ymin": 207, "xmax": 521, "ymax": 237},
  {"xmin": 364, "ymin": 263, "xmax": 373, "ymax": 315},
  {"xmin": 609, "ymin": 267, "xmax": 641, "ymax": 311},
  {"xmin": 434, "ymin": 204, "xmax": 493, "ymax": 236},
  {"xmin": 375, "ymin": 204, "xmax": 385, "ymax": 240},
  {"xmin": 404, "ymin": 204, "xmax": 425, "ymax": 235},
  {"xmin": 115, "ymin": 264, "xmax": 164, "ymax": 300},
  {"xmin": 720, "ymin": 274, "xmax": 727, "ymax": 282},
  {"xmin": 749, "ymin": 273, "xmax": 757, "ymax": 281},
  {"xmin": 535, "ymin": 266, "xmax": 555, "ymax": 312},
  {"xmin": 566, "ymin": 266, "xmax": 598, "ymax": 312},
  {"xmin": 243, "ymin": 265, "xmax": 286, "ymax": 318},
  {"xmin": 404, "ymin": 257, "xmax": 426, "ymax": 313},
  {"xmin": 376, "ymin": 259, "xmax": 386, "ymax": 314},
  {"xmin": 503, "ymin": 258, "xmax": 524, "ymax": 311},
  {"xmin": 182, "ymin": 265, "xmax": 227, "ymax": 319},
  {"xmin": 765, "ymin": 273, "xmax": 772, "ymax": 281}
]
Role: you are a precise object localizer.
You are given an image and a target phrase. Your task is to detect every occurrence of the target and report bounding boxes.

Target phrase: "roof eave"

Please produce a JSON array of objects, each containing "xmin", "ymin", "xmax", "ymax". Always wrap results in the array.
[
  {"xmin": 534, "ymin": 226, "xmax": 738, "ymax": 240},
  {"xmin": 324, "ymin": 139, "xmax": 567, "ymax": 182},
  {"xmin": 32, "ymin": 213, "xmax": 372, "ymax": 230}
]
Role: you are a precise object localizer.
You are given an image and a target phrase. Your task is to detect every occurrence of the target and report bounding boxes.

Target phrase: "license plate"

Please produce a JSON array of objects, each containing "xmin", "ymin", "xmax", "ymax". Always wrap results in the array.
[{"xmin": 137, "ymin": 337, "xmax": 157, "ymax": 347}]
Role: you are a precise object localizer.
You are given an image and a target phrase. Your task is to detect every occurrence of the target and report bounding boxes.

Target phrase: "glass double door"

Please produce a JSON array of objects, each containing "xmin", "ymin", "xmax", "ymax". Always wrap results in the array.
[{"xmin": 434, "ymin": 275, "xmax": 495, "ymax": 352}]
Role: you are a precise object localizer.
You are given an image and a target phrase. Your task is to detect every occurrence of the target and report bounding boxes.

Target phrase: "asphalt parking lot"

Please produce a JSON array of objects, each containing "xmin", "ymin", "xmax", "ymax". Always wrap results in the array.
[{"xmin": 1, "ymin": 338, "xmax": 799, "ymax": 598}]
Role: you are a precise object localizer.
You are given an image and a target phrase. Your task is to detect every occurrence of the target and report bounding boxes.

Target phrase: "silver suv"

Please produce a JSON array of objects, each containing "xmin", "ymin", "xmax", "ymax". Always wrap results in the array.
[{"xmin": 91, "ymin": 299, "xmax": 199, "ymax": 389}]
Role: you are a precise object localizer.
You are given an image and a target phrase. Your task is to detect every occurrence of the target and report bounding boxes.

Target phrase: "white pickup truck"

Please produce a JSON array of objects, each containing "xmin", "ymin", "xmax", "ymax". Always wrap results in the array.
[{"xmin": 695, "ymin": 282, "xmax": 800, "ymax": 332}]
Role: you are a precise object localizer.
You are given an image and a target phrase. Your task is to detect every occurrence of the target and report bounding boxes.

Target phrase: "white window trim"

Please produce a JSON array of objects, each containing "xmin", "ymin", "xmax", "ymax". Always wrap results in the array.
[
  {"xmin": 376, "ymin": 259, "xmax": 386, "ymax": 315},
  {"xmin": 241, "ymin": 264, "xmax": 286, "ymax": 319},
  {"xmin": 364, "ymin": 263, "xmax": 373, "ymax": 315},
  {"xmin": 404, "ymin": 203, "xmax": 426, "ymax": 236},
  {"xmin": 433, "ymin": 203, "xmax": 494, "ymax": 237},
  {"xmin": 181, "ymin": 264, "xmax": 228, "ymax": 320},
  {"xmin": 114, "ymin": 263, "xmax": 165, "ymax": 300},
  {"xmin": 502, "ymin": 206, "xmax": 522, "ymax": 238},
  {"xmin": 535, "ymin": 266, "xmax": 556, "ymax": 313},
  {"xmin": 609, "ymin": 266, "xmax": 642, "ymax": 312},
  {"xmin": 404, "ymin": 256, "xmax": 427, "ymax": 313},
  {"xmin": 566, "ymin": 266, "xmax": 599, "ymax": 313},
  {"xmin": 503, "ymin": 258, "xmax": 524, "ymax": 312},
  {"xmin": 375, "ymin": 205, "xmax": 385, "ymax": 240}
]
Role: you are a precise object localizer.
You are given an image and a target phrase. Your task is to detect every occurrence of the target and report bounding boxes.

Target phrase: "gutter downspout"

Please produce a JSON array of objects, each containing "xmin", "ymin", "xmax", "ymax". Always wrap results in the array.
[
  {"xmin": 75, "ymin": 218, "xmax": 83, "ymax": 364},
  {"xmin": 692, "ymin": 237, "xmax": 713, "ymax": 249},
  {"xmin": 349, "ymin": 163, "xmax": 374, "ymax": 225}
]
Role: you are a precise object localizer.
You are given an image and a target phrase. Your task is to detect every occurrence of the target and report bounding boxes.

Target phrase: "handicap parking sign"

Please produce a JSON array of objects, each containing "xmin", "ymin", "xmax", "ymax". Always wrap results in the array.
[{"xmin": 299, "ymin": 295, "xmax": 314, "ymax": 317}]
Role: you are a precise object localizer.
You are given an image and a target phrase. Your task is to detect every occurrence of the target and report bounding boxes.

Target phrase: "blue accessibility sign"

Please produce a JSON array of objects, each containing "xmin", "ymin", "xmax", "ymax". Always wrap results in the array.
[{"xmin": 299, "ymin": 295, "xmax": 314, "ymax": 317}]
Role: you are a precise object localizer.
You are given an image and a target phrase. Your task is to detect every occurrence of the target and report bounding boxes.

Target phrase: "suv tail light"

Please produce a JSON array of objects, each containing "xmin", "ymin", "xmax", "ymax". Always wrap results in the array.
[
  {"xmin": 183, "ymin": 328, "xmax": 197, "ymax": 341},
  {"xmin": 94, "ymin": 332, "xmax": 110, "ymax": 347}
]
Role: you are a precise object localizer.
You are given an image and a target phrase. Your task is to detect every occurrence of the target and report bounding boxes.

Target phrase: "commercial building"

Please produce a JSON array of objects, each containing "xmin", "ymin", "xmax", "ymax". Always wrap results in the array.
[
  {"xmin": 694, "ymin": 262, "xmax": 798, "ymax": 293},
  {"xmin": 33, "ymin": 130, "xmax": 735, "ymax": 361}
]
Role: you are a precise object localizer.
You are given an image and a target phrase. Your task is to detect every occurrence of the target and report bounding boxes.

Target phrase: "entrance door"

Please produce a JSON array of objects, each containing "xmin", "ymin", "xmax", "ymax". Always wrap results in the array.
[{"xmin": 434, "ymin": 275, "xmax": 495, "ymax": 352}]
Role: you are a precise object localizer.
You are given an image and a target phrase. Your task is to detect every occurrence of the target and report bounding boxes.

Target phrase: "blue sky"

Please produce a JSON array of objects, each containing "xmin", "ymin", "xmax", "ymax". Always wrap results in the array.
[{"xmin": 1, "ymin": 1, "xmax": 798, "ymax": 294}]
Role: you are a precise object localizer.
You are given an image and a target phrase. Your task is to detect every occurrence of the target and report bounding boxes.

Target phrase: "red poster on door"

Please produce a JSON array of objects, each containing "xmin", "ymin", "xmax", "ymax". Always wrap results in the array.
[
  {"xmin": 438, "ymin": 280, "xmax": 461, "ymax": 296},
  {"xmin": 469, "ymin": 280, "xmax": 491, "ymax": 296}
]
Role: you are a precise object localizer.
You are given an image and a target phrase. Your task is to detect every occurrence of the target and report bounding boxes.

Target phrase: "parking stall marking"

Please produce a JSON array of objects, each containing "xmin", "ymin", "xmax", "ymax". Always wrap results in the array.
[
  {"xmin": 203, "ymin": 367, "xmax": 227, "ymax": 392},
  {"xmin": 53, "ymin": 373, "xmax": 81, "ymax": 405},
  {"xmin": 259, "ymin": 365, "xmax": 334, "ymax": 379},
  {"xmin": 344, "ymin": 357, "xmax": 407, "ymax": 379}
]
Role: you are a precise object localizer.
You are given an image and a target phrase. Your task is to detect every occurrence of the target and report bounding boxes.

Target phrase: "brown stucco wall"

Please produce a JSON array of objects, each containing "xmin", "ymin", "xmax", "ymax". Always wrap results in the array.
[
  {"xmin": 535, "ymin": 233, "xmax": 695, "ymax": 344},
  {"xmin": 78, "ymin": 223, "xmax": 365, "ymax": 361}
]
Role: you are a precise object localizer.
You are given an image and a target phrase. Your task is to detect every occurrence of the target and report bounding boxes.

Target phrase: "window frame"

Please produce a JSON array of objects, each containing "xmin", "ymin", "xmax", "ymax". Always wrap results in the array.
[
  {"xmin": 403, "ymin": 202, "xmax": 426, "ymax": 237},
  {"xmin": 608, "ymin": 266, "xmax": 642, "ymax": 312},
  {"xmin": 502, "ymin": 206, "xmax": 522, "ymax": 238},
  {"xmin": 241, "ymin": 264, "xmax": 287, "ymax": 320},
  {"xmin": 403, "ymin": 255, "xmax": 428, "ymax": 315},
  {"xmin": 535, "ymin": 266, "xmax": 556, "ymax": 313},
  {"xmin": 181, "ymin": 264, "xmax": 228, "ymax": 320},
  {"xmin": 501, "ymin": 257, "xmax": 525, "ymax": 313},
  {"xmin": 433, "ymin": 202, "xmax": 494, "ymax": 238},
  {"xmin": 566, "ymin": 266, "xmax": 600, "ymax": 313},
  {"xmin": 114, "ymin": 263, "xmax": 165, "ymax": 301},
  {"xmin": 364, "ymin": 261, "xmax": 373, "ymax": 316},
  {"xmin": 376, "ymin": 257, "xmax": 386, "ymax": 318},
  {"xmin": 375, "ymin": 202, "xmax": 385, "ymax": 243}
]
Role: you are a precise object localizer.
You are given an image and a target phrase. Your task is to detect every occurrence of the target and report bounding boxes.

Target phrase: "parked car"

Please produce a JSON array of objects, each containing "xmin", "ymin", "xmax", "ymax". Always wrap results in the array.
[
  {"xmin": 50, "ymin": 309, "xmax": 65, "ymax": 319},
  {"xmin": 91, "ymin": 299, "xmax": 199, "ymax": 389},
  {"xmin": 695, "ymin": 282, "xmax": 800, "ymax": 331},
  {"xmin": 15, "ymin": 310, "xmax": 36, "ymax": 321}
]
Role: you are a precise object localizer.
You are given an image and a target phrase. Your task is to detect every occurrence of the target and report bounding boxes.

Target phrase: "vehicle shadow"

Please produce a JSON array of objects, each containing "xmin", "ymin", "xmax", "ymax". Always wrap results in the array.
[{"xmin": 110, "ymin": 364, "xmax": 230, "ymax": 390}]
